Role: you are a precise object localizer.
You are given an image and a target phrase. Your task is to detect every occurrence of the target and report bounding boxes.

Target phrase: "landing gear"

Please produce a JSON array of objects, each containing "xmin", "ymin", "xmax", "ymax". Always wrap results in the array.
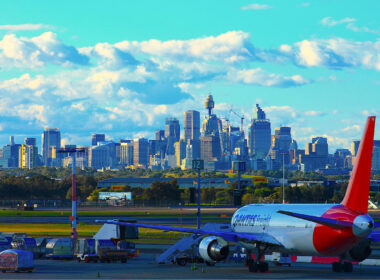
[
  {"xmin": 246, "ymin": 244, "xmax": 269, "ymax": 273},
  {"xmin": 332, "ymin": 262, "xmax": 341, "ymax": 272},
  {"xmin": 332, "ymin": 261, "xmax": 353, "ymax": 273},
  {"xmin": 343, "ymin": 262, "xmax": 353, "ymax": 273}
]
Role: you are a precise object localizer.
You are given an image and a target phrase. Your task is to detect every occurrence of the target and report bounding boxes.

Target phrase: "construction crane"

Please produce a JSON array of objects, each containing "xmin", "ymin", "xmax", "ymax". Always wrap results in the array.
[{"xmin": 230, "ymin": 109, "xmax": 245, "ymax": 134}]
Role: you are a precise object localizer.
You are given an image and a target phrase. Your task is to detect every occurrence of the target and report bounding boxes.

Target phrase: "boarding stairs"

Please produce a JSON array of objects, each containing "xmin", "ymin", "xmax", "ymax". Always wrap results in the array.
[{"xmin": 155, "ymin": 223, "xmax": 231, "ymax": 264}]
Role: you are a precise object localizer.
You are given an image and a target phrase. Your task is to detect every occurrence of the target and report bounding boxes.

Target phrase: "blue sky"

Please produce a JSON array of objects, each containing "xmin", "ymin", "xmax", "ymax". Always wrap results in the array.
[{"xmin": 0, "ymin": 0, "xmax": 379, "ymax": 152}]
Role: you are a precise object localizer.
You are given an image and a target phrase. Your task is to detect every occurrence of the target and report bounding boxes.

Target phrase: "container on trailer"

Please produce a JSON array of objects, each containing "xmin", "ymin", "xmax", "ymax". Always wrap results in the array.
[
  {"xmin": 35, "ymin": 237, "xmax": 51, "ymax": 258},
  {"xmin": 11, "ymin": 238, "xmax": 36, "ymax": 252},
  {"xmin": 0, "ymin": 235, "xmax": 11, "ymax": 251},
  {"xmin": 0, "ymin": 249, "xmax": 34, "ymax": 273},
  {"xmin": 45, "ymin": 238, "xmax": 73, "ymax": 259}
]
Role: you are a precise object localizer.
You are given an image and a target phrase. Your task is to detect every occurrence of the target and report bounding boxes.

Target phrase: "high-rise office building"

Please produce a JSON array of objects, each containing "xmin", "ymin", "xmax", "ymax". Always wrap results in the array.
[
  {"xmin": 201, "ymin": 136, "xmax": 221, "ymax": 162},
  {"xmin": 165, "ymin": 118, "xmax": 180, "ymax": 155},
  {"xmin": 42, "ymin": 128, "xmax": 61, "ymax": 166},
  {"xmin": 351, "ymin": 140, "xmax": 360, "ymax": 156},
  {"xmin": 0, "ymin": 140, "xmax": 21, "ymax": 168},
  {"xmin": 351, "ymin": 140, "xmax": 380, "ymax": 171},
  {"xmin": 91, "ymin": 133, "xmax": 105, "ymax": 146},
  {"xmin": 299, "ymin": 137, "xmax": 329, "ymax": 171},
  {"xmin": 334, "ymin": 149, "xmax": 351, "ymax": 168},
  {"xmin": 19, "ymin": 144, "xmax": 38, "ymax": 169},
  {"xmin": 155, "ymin": 130, "xmax": 165, "ymax": 141},
  {"xmin": 24, "ymin": 137, "xmax": 37, "ymax": 146},
  {"xmin": 269, "ymin": 126, "xmax": 292, "ymax": 169},
  {"xmin": 372, "ymin": 140, "xmax": 380, "ymax": 171},
  {"xmin": 88, "ymin": 141, "xmax": 118, "ymax": 169},
  {"xmin": 184, "ymin": 110, "xmax": 200, "ymax": 141},
  {"xmin": 248, "ymin": 104, "xmax": 271, "ymax": 159},
  {"xmin": 120, "ymin": 141, "xmax": 134, "ymax": 166},
  {"xmin": 165, "ymin": 118, "xmax": 180, "ymax": 141},
  {"xmin": 174, "ymin": 140, "xmax": 186, "ymax": 167},
  {"xmin": 133, "ymin": 138, "xmax": 149, "ymax": 168}
]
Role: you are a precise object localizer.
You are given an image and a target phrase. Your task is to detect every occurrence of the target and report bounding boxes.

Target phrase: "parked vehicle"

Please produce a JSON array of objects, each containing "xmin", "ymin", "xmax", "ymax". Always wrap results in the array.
[
  {"xmin": 75, "ymin": 239, "xmax": 97, "ymax": 263},
  {"xmin": 45, "ymin": 238, "xmax": 73, "ymax": 259},
  {"xmin": 0, "ymin": 235, "xmax": 11, "ymax": 251},
  {"xmin": 0, "ymin": 249, "xmax": 34, "ymax": 273},
  {"xmin": 35, "ymin": 237, "xmax": 51, "ymax": 258}
]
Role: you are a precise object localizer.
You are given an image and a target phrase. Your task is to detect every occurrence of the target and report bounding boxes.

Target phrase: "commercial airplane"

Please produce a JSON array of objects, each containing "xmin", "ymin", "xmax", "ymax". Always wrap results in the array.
[{"xmin": 97, "ymin": 116, "xmax": 380, "ymax": 273}]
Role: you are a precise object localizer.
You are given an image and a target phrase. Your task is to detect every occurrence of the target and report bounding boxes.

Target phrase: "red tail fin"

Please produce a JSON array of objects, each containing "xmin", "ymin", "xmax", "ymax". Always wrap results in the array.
[{"xmin": 341, "ymin": 116, "xmax": 376, "ymax": 213}]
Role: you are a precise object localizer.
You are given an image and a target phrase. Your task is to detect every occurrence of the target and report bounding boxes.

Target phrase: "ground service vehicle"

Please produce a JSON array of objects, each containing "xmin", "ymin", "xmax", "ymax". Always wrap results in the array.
[
  {"xmin": 0, "ymin": 249, "xmax": 34, "ymax": 273},
  {"xmin": 98, "ymin": 116, "xmax": 380, "ymax": 273},
  {"xmin": 77, "ymin": 239, "xmax": 130, "ymax": 263}
]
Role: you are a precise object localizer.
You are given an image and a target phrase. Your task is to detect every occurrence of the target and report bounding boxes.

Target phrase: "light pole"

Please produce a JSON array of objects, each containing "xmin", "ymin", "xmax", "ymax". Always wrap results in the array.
[
  {"xmin": 192, "ymin": 159, "xmax": 204, "ymax": 230},
  {"xmin": 57, "ymin": 147, "xmax": 86, "ymax": 239},
  {"xmin": 282, "ymin": 153, "xmax": 285, "ymax": 204}
]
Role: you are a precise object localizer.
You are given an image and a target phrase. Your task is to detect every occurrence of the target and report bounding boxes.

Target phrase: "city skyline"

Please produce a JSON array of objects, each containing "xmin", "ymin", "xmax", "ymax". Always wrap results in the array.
[{"xmin": 0, "ymin": 1, "xmax": 379, "ymax": 151}]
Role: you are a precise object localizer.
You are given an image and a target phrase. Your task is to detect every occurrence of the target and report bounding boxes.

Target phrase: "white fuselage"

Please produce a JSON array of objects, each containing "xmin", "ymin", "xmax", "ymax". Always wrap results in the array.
[{"xmin": 231, "ymin": 204, "xmax": 336, "ymax": 255}]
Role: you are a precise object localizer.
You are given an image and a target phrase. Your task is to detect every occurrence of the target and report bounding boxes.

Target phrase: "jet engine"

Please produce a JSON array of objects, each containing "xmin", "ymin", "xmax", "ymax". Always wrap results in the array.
[
  {"xmin": 348, "ymin": 239, "xmax": 372, "ymax": 262},
  {"xmin": 199, "ymin": 236, "xmax": 229, "ymax": 262}
]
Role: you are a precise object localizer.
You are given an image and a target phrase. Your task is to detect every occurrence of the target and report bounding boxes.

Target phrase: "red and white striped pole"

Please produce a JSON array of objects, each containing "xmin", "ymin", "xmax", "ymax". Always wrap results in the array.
[{"xmin": 71, "ymin": 154, "xmax": 77, "ymax": 239}]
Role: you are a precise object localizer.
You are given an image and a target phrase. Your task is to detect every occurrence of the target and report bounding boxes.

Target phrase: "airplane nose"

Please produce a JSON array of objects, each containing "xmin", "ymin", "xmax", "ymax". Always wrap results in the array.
[{"xmin": 352, "ymin": 215, "xmax": 374, "ymax": 237}]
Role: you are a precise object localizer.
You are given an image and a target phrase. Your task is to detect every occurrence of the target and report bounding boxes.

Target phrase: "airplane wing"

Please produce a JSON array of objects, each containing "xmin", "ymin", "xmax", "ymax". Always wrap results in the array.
[{"xmin": 95, "ymin": 219, "xmax": 282, "ymax": 246}]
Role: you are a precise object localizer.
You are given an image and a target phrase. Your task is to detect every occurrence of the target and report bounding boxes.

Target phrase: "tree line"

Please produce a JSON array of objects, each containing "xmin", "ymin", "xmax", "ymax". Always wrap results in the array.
[{"xmin": 0, "ymin": 167, "xmax": 379, "ymax": 205}]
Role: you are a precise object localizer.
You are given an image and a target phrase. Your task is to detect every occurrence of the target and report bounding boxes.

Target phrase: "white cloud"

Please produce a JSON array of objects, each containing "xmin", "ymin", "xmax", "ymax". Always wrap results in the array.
[
  {"xmin": 114, "ymin": 31, "xmax": 256, "ymax": 63},
  {"xmin": 263, "ymin": 106, "xmax": 298, "ymax": 124},
  {"xmin": 289, "ymin": 38, "xmax": 380, "ymax": 70},
  {"xmin": 304, "ymin": 110, "xmax": 325, "ymax": 117},
  {"xmin": 320, "ymin": 17, "xmax": 380, "ymax": 35},
  {"xmin": 341, "ymin": 125, "xmax": 361, "ymax": 133},
  {"xmin": 227, "ymin": 68, "xmax": 310, "ymax": 87},
  {"xmin": 0, "ymin": 32, "xmax": 89, "ymax": 68},
  {"xmin": 320, "ymin": 17, "xmax": 356, "ymax": 27},
  {"xmin": 0, "ymin": 24, "xmax": 53, "ymax": 31},
  {"xmin": 346, "ymin": 23, "xmax": 380, "ymax": 35},
  {"xmin": 361, "ymin": 109, "xmax": 379, "ymax": 116},
  {"xmin": 241, "ymin": 4, "xmax": 273, "ymax": 10}
]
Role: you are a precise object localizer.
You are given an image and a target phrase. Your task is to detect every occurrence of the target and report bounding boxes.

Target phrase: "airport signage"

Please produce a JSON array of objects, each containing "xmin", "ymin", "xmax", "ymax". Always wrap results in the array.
[
  {"xmin": 232, "ymin": 161, "xmax": 246, "ymax": 172},
  {"xmin": 192, "ymin": 159, "xmax": 204, "ymax": 170},
  {"xmin": 99, "ymin": 192, "xmax": 132, "ymax": 201}
]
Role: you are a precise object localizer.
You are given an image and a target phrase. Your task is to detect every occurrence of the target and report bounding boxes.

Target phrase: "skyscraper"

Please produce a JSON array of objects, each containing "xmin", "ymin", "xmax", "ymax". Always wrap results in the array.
[
  {"xmin": 184, "ymin": 110, "xmax": 200, "ymax": 141},
  {"xmin": 299, "ymin": 137, "xmax": 329, "ymax": 171},
  {"xmin": 91, "ymin": 133, "xmax": 105, "ymax": 146},
  {"xmin": 165, "ymin": 118, "xmax": 180, "ymax": 141},
  {"xmin": 24, "ymin": 137, "xmax": 37, "ymax": 146},
  {"xmin": 248, "ymin": 104, "xmax": 271, "ymax": 159},
  {"xmin": 201, "ymin": 95, "xmax": 223, "ymax": 162},
  {"xmin": 165, "ymin": 118, "xmax": 180, "ymax": 155},
  {"xmin": 174, "ymin": 139, "xmax": 186, "ymax": 167},
  {"xmin": 201, "ymin": 136, "xmax": 221, "ymax": 162},
  {"xmin": 133, "ymin": 138, "xmax": 149, "ymax": 168},
  {"xmin": 351, "ymin": 140, "xmax": 360, "ymax": 156},
  {"xmin": 19, "ymin": 144, "xmax": 38, "ymax": 169},
  {"xmin": 372, "ymin": 140, "xmax": 380, "ymax": 171},
  {"xmin": 0, "ymin": 141, "xmax": 21, "ymax": 168},
  {"xmin": 120, "ymin": 141, "xmax": 134, "ymax": 166},
  {"xmin": 41, "ymin": 128, "xmax": 61, "ymax": 166}
]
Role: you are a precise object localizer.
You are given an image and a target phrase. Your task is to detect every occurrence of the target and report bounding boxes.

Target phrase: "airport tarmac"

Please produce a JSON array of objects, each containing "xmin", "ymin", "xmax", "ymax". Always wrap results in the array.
[{"xmin": 2, "ymin": 254, "xmax": 380, "ymax": 279}]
